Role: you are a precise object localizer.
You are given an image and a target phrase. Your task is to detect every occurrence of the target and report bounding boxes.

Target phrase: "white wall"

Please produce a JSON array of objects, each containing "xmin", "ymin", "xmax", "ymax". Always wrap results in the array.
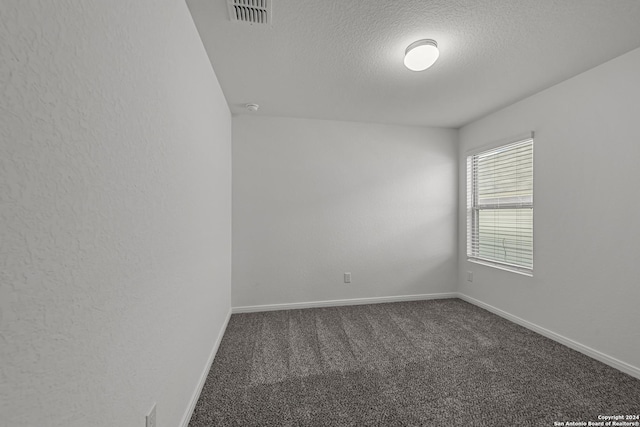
[
  {"xmin": 0, "ymin": 2, "xmax": 231, "ymax": 426},
  {"xmin": 233, "ymin": 116, "xmax": 458, "ymax": 307},
  {"xmin": 458, "ymin": 47, "xmax": 640, "ymax": 372}
]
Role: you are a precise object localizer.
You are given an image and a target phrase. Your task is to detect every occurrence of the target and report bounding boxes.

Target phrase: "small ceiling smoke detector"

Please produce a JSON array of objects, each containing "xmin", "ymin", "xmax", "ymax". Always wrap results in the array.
[
  {"xmin": 404, "ymin": 39, "xmax": 439, "ymax": 71},
  {"xmin": 227, "ymin": 0, "xmax": 271, "ymax": 25},
  {"xmin": 245, "ymin": 103, "xmax": 259, "ymax": 112}
]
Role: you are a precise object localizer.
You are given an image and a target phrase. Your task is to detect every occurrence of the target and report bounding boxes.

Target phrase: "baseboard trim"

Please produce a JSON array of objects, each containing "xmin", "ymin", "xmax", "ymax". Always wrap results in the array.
[
  {"xmin": 457, "ymin": 293, "xmax": 640, "ymax": 380},
  {"xmin": 180, "ymin": 307, "xmax": 232, "ymax": 427},
  {"xmin": 232, "ymin": 292, "xmax": 457, "ymax": 314}
]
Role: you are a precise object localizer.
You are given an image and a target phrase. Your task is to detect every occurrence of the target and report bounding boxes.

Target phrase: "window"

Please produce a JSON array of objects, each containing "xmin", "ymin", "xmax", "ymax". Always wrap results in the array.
[{"xmin": 467, "ymin": 135, "xmax": 534, "ymax": 275}]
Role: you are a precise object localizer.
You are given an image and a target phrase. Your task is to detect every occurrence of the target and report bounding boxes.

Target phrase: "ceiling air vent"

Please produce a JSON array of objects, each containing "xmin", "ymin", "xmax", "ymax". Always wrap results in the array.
[{"xmin": 227, "ymin": 0, "xmax": 271, "ymax": 25}]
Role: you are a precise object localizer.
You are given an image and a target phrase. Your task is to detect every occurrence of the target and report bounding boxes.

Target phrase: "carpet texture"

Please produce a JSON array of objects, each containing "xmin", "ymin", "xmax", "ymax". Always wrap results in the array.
[{"xmin": 189, "ymin": 299, "xmax": 640, "ymax": 426}]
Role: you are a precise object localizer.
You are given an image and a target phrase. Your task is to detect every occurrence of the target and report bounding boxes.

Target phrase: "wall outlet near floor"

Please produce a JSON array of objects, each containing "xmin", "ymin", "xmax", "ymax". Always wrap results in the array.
[
  {"xmin": 146, "ymin": 403, "xmax": 156, "ymax": 427},
  {"xmin": 467, "ymin": 271, "xmax": 473, "ymax": 282},
  {"xmin": 344, "ymin": 272, "xmax": 351, "ymax": 283}
]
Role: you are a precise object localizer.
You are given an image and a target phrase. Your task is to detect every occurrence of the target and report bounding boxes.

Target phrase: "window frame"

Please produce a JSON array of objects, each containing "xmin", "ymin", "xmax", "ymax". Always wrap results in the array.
[{"xmin": 466, "ymin": 133, "xmax": 534, "ymax": 276}]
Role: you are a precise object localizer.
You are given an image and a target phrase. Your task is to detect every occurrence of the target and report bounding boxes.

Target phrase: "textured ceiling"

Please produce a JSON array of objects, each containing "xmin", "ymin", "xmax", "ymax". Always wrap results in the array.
[{"xmin": 187, "ymin": 0, "xmax": 640, "ymax": 128}]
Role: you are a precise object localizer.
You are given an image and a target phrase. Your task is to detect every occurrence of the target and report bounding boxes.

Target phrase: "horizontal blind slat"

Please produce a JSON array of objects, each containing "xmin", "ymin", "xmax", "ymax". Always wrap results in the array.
[{"xmin": 467, "ymin": 138, "xmax": 534, "ymax": 272}]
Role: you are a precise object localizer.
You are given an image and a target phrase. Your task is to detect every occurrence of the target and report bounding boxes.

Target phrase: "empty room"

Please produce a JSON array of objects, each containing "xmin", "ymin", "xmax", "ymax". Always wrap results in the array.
[{"xmin": 2, "ymin": 1, "xmax": 640, "ymax": 426}]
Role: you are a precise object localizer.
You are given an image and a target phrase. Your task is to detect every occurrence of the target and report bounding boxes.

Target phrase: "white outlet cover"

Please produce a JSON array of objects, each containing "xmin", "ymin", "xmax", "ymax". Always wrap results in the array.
[{"xmin": 146, "ymin": 404, "xmax": 156, "ymax": 427}]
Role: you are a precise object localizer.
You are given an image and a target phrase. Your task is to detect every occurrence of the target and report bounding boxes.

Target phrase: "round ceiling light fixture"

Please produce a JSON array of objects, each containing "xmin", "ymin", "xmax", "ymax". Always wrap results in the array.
[{"xmin": 404, "ymin": 39, "xmax": 439, "ymax": 71}]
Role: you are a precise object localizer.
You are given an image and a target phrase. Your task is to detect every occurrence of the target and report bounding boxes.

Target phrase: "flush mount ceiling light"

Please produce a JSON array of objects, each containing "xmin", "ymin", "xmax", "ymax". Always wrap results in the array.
[{"xmin": 404, "ymin": 39, "xmax": 439, "ymax": 71}]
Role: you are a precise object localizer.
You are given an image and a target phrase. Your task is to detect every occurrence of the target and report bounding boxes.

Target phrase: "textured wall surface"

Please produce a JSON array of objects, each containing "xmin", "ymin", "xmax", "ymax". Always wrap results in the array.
[
  {"xmin": 458, "ymin": 48, "xmax": 640, "ymax": 371},
  {"xmin": 232, "ymin": 116, "xmax": 457, "ymax": 307},
  {"xmin": 0, "ymin": 1, "xmax": 232, "ymax": 426}
]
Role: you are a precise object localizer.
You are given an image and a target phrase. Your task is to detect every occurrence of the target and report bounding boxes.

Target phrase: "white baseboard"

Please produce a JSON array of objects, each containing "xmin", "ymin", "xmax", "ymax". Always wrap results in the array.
[
  {"xmin": 457, "ymin": 293, "xmax": 640, "ymax": 380},
  {"xmin": 232, "ymin": 292, "xmax": 457, "ymax": 314},
  {"xmin": 180, "ymin": 307, "xmax": 232, "ymax": 427}
]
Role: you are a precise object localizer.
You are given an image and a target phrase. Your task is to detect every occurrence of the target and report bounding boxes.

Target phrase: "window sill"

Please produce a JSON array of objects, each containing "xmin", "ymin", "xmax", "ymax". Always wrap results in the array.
[{"xmin": 467, "ymin": 258, "xmax": 533, "ymax": 277}]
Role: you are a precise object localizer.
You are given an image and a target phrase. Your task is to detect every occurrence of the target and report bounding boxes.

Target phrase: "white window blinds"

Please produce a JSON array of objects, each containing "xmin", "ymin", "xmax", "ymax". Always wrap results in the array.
[{"xmin": 467, "ymin": 136, "xmax": 534, "ymax": 275}]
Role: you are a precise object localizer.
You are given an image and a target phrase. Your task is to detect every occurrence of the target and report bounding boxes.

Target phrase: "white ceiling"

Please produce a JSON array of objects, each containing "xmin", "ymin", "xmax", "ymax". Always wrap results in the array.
[{"xmin": 187, "ymin": 0, "xmax": 640, "ymax": 128}]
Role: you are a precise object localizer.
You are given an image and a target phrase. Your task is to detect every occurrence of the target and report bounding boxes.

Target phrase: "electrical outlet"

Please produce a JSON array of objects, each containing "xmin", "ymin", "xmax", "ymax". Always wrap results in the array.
[
  {"xmin": 344, "ymin": 272, "xmax": 351, "ymax": 283},
  {"xmin": 467, "ymin": 271, "xmax": 473, "ymax": 282},
  {"xmin": 146, "ymin": 404, "xmax": 156, "ymax": 427}
]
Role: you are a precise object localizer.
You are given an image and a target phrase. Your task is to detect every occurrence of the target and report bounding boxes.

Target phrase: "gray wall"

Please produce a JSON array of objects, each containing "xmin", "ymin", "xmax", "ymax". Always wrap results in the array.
[
  {"xmin": 0, "ymin": 1, "xmax": 232, "ymax": 426},
  {"xmin": 458, "ymin": 47, "xmax": 640, "ymax": 372},
  {"xmin": 232, "ymin": 116, "xmax": 458, "ymax": 307}
]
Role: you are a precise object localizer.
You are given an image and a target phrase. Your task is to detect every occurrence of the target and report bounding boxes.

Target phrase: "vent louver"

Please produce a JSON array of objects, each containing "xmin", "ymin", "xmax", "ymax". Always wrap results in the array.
[{"xmin": 227, "ymin": 0, "xmax": 271, "ymax": 25}]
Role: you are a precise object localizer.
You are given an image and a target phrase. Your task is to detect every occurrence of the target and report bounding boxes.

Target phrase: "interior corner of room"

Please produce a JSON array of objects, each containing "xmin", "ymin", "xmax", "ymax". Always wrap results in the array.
[{"xmin": 2, "ymin": 1, "xmax": 640, "ymax": 426}]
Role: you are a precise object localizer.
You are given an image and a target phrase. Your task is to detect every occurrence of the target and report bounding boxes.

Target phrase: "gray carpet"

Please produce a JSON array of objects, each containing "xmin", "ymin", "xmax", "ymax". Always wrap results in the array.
[{"xmin": 189, "ymin": 299, "xmax": 640, "ymax": 426}]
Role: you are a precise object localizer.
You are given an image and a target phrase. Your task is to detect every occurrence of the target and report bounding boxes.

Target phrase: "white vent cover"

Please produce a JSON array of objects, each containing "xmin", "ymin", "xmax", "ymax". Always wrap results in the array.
[{"xmin": 227, "ymin": 0, "xmax": 271, "ymax": 25}]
